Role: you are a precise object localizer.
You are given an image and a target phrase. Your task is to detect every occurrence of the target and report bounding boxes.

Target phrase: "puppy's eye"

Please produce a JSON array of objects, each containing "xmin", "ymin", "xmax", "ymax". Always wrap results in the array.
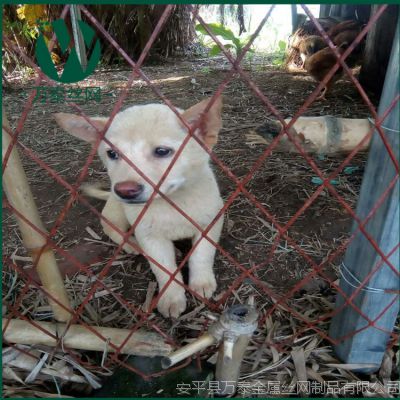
[
  {"xmin": 154, "ymin": 147, "xmax": 173, "ymax": 158},
  {"xmin": 107, "ymin": 149, "xmax": 119, "ymax": 160}
]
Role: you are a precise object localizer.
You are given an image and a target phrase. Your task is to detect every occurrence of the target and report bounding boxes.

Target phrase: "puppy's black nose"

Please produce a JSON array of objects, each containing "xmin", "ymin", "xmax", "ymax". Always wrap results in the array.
[{"xmin": 114, "ymin": 181, "xmax": 144, "ymax": 200}]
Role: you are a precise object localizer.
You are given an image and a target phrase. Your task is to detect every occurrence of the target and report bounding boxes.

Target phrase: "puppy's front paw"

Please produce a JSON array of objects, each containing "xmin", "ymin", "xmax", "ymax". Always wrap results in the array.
[
  {"xmin": 122, "ymin": 237, "xmax": 140, "ymax": 255},
  {"xmin": 189, "ymin": 274, "xmax": 217, "ymax": 299},
  {"xmin": 157, "ymin": 288, "xmax": 187, "ymax": 318}
]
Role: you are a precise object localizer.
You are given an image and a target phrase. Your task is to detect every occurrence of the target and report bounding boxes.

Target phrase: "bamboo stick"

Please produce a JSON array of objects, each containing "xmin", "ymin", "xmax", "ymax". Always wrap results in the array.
[
  {"xmin": 215, "ymin": 305, "xmax": 259, "ymax": 395},
  {"xmin": 161, "ymin": 333, "xmax": 216, "ymax": 368},
  {"xmin": 2, "ymin": 108, "xmax": 72, "ymax": 322},
  {"xmin": 3, "ymin": 318, "xmax": 173, "ymax": 356},
  {"xmin": 162, "ymin": 304, "xmax": 259, "ymax": 397}
]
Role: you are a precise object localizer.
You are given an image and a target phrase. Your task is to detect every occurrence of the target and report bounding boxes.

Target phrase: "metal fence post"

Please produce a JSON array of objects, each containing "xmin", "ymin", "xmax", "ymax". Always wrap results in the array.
[
  {"xmin": 70, "ymin": 4, "xmax": 87, "ymax": 70},
  {"xmin": 329, "ymin": 21, "xmax": 399, "ymax": 373}
]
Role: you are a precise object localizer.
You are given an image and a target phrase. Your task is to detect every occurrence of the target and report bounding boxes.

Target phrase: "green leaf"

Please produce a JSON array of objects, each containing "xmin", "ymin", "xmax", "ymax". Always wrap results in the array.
[
  {"xmin": 209, "ymin": 44, "xmax": 222, "ymax": 56},
  {"xmin": 209, "ymin": 43, "xmax": 234, "ymax": 56},
  {"xmin": 278, "ymin": 40, "xmax": 286, "ymax": 52},
  {"xmin": 232, "ymin": 37, "xmax": 242, "ymax": 52},
  {"xmin": 195, "ymin": 23, "xmax": 236, "ymax": 41}
]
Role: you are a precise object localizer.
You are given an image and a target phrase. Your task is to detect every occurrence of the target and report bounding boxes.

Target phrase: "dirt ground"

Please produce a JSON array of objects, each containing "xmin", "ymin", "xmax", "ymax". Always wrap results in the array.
[{"xmin": 3, "ymin": 57, "xmax": 388, "ymax": 394}]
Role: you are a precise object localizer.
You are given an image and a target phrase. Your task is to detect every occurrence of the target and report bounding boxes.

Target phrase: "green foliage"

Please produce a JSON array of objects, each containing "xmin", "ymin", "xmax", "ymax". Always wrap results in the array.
[
  {"xmin": 4, "ymin": 18, "xmax": 37, "ymax": 43},
  {"xmin": 3, "ymin": 4, "xmax": 62, "ymax": 72},
  {"xmin": 195, "ymin": 23, "xmax": 254, "ymax": 57},
  {"xmin": 278, "ymin": 40, "xmax": 286, "ymax": 52},
  {"xmin": 245, "ymin": 50, "xmax": 256, "ymax": 64},
  {"xmin": 272, "ymin": 40, "xmax": 287, "ymax": 66},
  {"xmin": 13, "ymin": 4, "xmax": 48, "ymax": 42}
]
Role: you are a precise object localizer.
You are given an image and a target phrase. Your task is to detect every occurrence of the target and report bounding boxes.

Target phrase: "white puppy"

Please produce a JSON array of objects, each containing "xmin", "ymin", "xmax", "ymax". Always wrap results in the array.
[{"xmin": 54, "ymin": 98, "xmax": 224, "ymax": 318}]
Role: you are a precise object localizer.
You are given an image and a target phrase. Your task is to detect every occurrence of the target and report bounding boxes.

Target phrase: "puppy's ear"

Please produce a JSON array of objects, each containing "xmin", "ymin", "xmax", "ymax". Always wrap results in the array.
[
  {"xmin": 54, "ymin": 113, "xmax": 108, "ymax": 144},
  {"xmin": 182, "ymin": 96, "xmax": 223, "ymax": 148}
]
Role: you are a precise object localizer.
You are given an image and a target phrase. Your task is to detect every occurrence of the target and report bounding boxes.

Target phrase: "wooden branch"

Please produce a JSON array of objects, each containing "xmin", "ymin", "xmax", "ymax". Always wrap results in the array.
[
  {"xmin": 254, "ymin": 116, "xmax": 372, "ymax": 154},
  {"xmin": 2, "ymin": 108, "xmax": 72, "ymax": 322},
  {"xmin": 3, "ymin": 318, "xmax": 173, "ymax": 357}
]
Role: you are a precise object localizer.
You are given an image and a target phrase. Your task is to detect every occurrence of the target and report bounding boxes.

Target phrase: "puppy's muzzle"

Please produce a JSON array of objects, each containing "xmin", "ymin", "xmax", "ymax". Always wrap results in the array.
[{"xmin": 114, "ymin": 181, "xmax": 145, "ymax": 202}]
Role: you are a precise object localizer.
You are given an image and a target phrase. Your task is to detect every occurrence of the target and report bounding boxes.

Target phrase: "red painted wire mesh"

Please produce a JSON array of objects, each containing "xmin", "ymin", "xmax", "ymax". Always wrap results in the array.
[{"xmin": 2, "ymin": 4, "xmax": 399, "ymax": 382}]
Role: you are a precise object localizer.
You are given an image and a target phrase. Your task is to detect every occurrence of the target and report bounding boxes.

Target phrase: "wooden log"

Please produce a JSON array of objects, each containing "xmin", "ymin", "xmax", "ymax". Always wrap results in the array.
[
  {"xmin": 3, "ymin": 318, "xmax": 173, "ymax": 357},
  {"xmin": 2, "ymin": 108, "xmax": 72, "ymax": 322},
  {"xmin": 254, "ymin": 116, "xmax": 372, "ymax": 154}
]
